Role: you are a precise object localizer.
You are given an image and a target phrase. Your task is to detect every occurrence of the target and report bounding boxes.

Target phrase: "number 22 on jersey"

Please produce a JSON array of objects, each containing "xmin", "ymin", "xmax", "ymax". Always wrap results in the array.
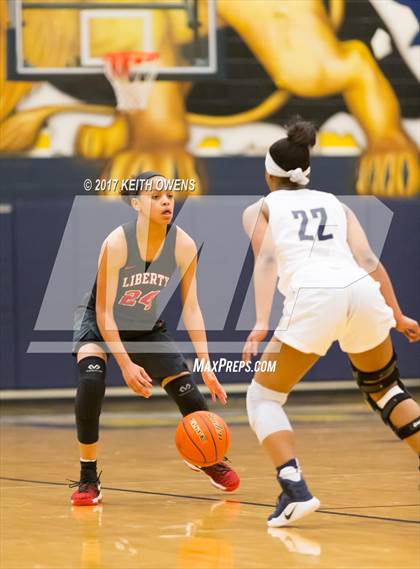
[{"xmin": 292, "ymin": 207, "xmax": 334, "ymax": 241}]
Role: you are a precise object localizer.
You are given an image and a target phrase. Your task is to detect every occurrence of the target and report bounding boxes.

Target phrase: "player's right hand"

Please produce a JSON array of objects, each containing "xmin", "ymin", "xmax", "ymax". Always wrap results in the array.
[
  {"xmin": 242, "ymin": 323, "xmax": 268, "ymax": 362},
  {"xmin": 396, "ymin": 315, "xmax": 420, "ymax": 343},
  {"xmin": 201, "ymin": 370, "xmax": 227, "ymax": 406},
  {"xmin": 121, "ymin": 362, "xmax": 153, "ymax": 397}
]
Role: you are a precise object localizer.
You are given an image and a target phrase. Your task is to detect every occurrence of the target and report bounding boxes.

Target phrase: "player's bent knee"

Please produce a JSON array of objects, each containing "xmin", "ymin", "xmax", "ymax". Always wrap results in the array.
[
  {"xmin": 75, "ymin": 356, "xmax": 106, "ymax": 444},
  {"xmin": 351, "ymin": 353, "xmax": 420, "ymax": 440},
  {"xmin": 246, "ymin": 380, "xmax": 291, "ymax": 443},
  {"xmin": 77, "ymin": 343, "xmax": 106, "ymax": 363},
  {"xmin": 163, "ymin": 374, "xmax": 208, "ymax": 416},
  {"xmin": 351, "ymin": 351, "xmax": 400, "ymax": 396}
]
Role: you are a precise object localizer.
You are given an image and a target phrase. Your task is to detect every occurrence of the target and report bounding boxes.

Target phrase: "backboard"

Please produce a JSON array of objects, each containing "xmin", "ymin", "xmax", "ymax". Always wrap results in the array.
[{"xmin": 7, "ymin": 0, "xmax": 218, "ymax": 80}]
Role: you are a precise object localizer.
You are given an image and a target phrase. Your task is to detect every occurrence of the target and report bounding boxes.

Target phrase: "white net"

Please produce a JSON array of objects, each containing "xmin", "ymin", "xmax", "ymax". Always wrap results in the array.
[{"xmin": 104, "ymin": 52, "xmax": 159, "ymax": 111}]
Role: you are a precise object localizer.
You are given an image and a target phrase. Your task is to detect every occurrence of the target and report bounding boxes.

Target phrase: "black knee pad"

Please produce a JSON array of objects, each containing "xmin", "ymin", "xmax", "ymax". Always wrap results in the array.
[
  {"xmin": 164, "ymin": 374, "xmax": 208, "ymax": 417},
  {"xmin": 351, "ymin": 352, "xmax": 400, "ymax": 395},
  {"xmin": 351, "ymin": 353, "xmax": 420, "ymax": 440},
  {"xmin": 75, "ymin": 356, "xmax": 106, "ymax": 444}
]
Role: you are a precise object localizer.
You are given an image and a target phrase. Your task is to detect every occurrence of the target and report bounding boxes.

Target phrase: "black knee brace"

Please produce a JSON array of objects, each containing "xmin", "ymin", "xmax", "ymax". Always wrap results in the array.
[
  {"xmin": 75, "ymin": 356, "xmax": 106, "ymax": 444},
  {"xmin": 164, "ymin": 375, "xmax": 208, "ymax": 417},
  {"xmin": 351, "ymin": 352, "xmax": 420, "ymax": 440}
]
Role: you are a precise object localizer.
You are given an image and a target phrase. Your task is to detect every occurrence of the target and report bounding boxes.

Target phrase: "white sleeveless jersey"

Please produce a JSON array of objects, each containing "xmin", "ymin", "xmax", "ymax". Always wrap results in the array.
[{"xmin": 264, "ymin": 188, "xmax": 365, "ymax": 295}]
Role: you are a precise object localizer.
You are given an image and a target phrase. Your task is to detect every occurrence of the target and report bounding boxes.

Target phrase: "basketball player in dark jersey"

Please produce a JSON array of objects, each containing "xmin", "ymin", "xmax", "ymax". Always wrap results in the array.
[{"xmin": 70, "ymin": 172, "xmax": 240, "ymax": 506}]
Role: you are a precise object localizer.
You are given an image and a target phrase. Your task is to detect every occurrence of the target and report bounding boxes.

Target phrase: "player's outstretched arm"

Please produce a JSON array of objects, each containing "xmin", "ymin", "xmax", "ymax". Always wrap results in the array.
[
  {"xmin": 345, "ymin": 206, "xmax": 420, "ymax": 343},
  {"xmin": 242, "ymin": 200, "xmax": 278, "ymax": 361},
  {"xmin": 176, "ymin": 228, "xmax": 227, "ymax": 405},
  {"xmin": 96, "ymin": 230, "xmax": 153, "ymax": 397}
]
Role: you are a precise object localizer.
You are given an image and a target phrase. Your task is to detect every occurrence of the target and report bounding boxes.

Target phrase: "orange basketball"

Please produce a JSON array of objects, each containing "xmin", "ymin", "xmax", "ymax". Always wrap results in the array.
[{"xmin": 175, "ymin": 411, "xmax": 231, "ymax": 467}]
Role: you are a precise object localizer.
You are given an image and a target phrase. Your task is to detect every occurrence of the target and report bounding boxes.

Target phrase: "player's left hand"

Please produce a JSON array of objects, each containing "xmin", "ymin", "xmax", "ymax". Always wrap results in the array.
[
  {"xmin": 242, "ymin": 324, "xmax": 268, "ymax": 362},
  {"xmin": 201, "ymin": 370, "xmax": 227, "ymax": 405},
  {"xmin": 396, "ymin": 314, "xmax": 420, "ymax": 342}
]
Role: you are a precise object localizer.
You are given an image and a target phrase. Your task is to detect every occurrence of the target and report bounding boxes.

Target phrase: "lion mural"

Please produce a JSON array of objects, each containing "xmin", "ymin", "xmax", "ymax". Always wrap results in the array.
[{"xmin": 1, "ymin": 0, "xmax": 418, "ymax": 196}]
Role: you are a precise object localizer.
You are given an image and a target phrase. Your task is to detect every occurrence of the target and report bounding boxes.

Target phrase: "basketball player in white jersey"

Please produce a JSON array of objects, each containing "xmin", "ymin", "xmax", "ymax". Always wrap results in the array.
[{"xmin": 242, "ymin": 119, "xmax": 420, "ymax": 527}]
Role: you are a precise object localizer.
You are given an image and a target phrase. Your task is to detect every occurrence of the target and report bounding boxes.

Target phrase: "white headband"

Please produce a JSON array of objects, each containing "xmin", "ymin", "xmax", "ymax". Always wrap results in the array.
[{"xmin": 265, "ymin": 152, "xmax": 310, "ymax": 185}]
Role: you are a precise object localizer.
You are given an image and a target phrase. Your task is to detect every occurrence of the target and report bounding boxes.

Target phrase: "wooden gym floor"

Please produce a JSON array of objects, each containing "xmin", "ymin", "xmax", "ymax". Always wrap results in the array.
[{"xmin": 1, "ymin": 394, "xmax": 419, "ymax": 569}]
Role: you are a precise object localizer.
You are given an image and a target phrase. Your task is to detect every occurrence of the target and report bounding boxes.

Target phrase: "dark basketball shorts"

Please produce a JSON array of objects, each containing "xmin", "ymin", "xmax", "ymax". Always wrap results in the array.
[{"xmin": 72, "ymin": 305, "xmax": 190, "ymax": 384}]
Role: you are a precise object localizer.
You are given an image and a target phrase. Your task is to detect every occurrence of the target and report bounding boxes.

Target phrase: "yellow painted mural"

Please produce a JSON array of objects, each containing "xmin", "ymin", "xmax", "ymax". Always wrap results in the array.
[{"xmin": 1, "ymin": 0, "xmax": 419, "ymax": 196}]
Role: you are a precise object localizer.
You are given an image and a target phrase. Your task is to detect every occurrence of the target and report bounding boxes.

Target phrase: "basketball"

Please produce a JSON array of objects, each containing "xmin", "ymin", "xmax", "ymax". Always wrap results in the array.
[{"xmin": 175, "ymin": 411, "xmax": 231, "ymax": 467}]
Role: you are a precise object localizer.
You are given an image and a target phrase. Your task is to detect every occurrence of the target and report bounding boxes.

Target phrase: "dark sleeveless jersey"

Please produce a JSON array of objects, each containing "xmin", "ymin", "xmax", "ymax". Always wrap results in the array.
[{"xmin": 85, "ymin": 220, "xmax": 177, "ymax": 336}]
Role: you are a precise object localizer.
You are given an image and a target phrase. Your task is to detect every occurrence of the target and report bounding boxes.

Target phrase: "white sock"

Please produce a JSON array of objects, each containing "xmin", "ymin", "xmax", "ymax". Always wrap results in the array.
[{"xmin": 278, "ymin": 458, "xmax": 301, "ymax": 482}]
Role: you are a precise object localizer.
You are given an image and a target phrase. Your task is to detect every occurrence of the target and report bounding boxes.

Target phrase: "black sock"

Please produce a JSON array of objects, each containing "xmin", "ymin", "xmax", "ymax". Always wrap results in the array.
[{"xmin": 80, "ymin": 459, "xmax": 97, "ymax": 481}]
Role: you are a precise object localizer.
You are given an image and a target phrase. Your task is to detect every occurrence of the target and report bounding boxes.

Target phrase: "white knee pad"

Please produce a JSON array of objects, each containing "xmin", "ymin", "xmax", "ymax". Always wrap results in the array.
[{"xmin": 246, "ymin": 380, "xmax": 292, "ymax": 443}]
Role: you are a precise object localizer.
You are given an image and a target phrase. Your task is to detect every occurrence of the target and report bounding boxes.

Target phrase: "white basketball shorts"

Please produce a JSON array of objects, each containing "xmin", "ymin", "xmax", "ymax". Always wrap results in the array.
[{"xmin": 275, "ymin": 273, "xmax": 396, "ymax": 356}]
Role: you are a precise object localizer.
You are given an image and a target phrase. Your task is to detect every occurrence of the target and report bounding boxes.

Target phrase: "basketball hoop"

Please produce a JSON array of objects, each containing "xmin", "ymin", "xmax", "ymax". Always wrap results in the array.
[{"xmin": 103, "ymin": 51, "xmax": 160, "ymax": 111}]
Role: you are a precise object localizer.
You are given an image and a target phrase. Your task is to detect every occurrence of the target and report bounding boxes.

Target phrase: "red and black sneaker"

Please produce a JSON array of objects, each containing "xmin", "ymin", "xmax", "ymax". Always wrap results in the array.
[
  {"xmin": 69, "ymin": 473, "xmax": 102, "ymax": 506},
  {"xmin": 185, "ymin": 460, "xmax": 240, "ymax": 492}
]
